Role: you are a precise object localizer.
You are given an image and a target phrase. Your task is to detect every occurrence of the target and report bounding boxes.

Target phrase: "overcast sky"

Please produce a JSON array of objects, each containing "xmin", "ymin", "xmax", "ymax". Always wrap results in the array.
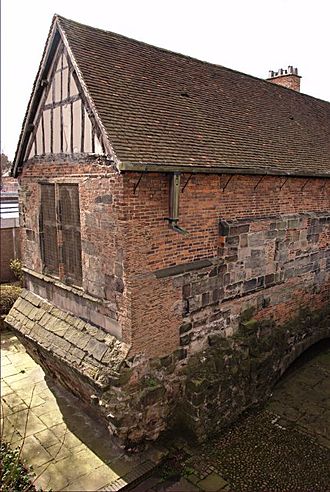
[{"xmin": 1, "ymin": 0, "xmax": 329, "ymax": 160}]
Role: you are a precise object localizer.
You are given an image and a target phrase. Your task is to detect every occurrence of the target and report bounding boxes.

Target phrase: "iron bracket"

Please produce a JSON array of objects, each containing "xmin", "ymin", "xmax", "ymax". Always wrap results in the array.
[
  {"xmin": 181, "ymin": 173, "xmax": 193, "ymax": 193},
  {"xmin": 134, "ymin": 172, "xmax": 144, "ymax": 194},
  {"xmin": 221, "ymin": 174, "xmax": 235, "ymax": 192},
  {"xmin": 301, "ymin": 178, "xmax": 310, "ymax": 191},
  {"xmin": 254, "ymin": 175, "xmax": 264, "ymax": 190}
]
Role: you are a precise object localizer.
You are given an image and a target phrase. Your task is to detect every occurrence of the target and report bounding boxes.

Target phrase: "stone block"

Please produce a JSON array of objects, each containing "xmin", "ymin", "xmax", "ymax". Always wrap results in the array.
[
  {"xmin": 230, "ymin": 223, "xmax": 250, "ymax": 235},
  {"xmin": 85, "ymin": 338, "xmax": 108, "ymax": 362},
  {"xmin": 180, "ymin": 332, "xmax": 192, "ymax": 346},
  {"xmin": 265, "ymin": 273, "xmax": 275, "ymax": 286},
  {"xmin": 189, "ymin": 295, "xmax": 202, "ymax": 312},
  {"xmin": 219, "ymin": 220, "xmax": 230, "ymax": 236},
  {"xmin": 240, "ymin": 234, "xmax": 248, "ymax": 247},
  {"xmin": 182, "ymin": 283, "xmax": 192, "ymax": 298},
  {"xmin": 248, "ymin": 232, "xmax": 265, "ymax": 247},
  {"xmin": 226, "ymin": 235, "xmax": 239, "ymax": 246},
  {"xmin": 288, "ymin": 218, "xmax": 300, "ymax": 228},
  {"xmin": 25, "ymin": 291, "xmax": 41, "ymax": 307},
  {"xmin": 180, "ymin": 323, "xmax": 192, "ymax": 335},
  {"xmin": 243, "ymin": 278, "xmax": 257, "ymax": 292},
  {"xmin": 202, "ymin": 292, "xmax": 210, "ymax": 306},
  {"xmin": 52, "ymin": 334, "xmax": 72, "ymax": 353},
  {"xmin": 95, "ymin": 193, "xmax": 113, "ymax": 204},
  {"xmin": 64, "ymin": 328, "xmax": 91, "ymax": 350}
]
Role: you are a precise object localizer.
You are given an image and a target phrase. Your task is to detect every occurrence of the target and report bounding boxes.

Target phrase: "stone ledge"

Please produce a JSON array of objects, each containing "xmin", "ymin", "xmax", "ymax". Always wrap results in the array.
[
  {"xmin": 154, "ymin": 259, "xmax": 213, "ymax": 278},
  {"xmin": 23, "ymin": 267, "xmax": 113, "ymax": 307}
]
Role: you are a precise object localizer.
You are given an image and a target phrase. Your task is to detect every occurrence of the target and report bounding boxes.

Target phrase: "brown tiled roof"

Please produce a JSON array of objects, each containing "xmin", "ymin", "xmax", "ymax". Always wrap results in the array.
[
  {"xmin": 57, "ymin": 16, "xmax": 330, "ymax": 177},
  {"xmin": 18, "ymin": 15, "xmax": 330, "ymax": 177}
]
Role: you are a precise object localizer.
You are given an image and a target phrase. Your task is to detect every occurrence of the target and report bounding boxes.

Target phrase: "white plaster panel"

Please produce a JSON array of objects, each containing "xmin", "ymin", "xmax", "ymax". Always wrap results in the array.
[
  {"xmin": 72, "ymin": 99, "xmax": 82, "ymax": 153},
  {"xmin": 53, "ymin": 106, "xmax": 61, "ymax": 153}
]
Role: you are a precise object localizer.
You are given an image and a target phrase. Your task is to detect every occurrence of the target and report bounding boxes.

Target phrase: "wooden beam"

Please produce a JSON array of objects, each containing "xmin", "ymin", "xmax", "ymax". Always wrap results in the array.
[
  {"xmin": 81, "ymin": 99, "xmax": 85, "ymax": 153},
  {"xmin": 41, "ymin": 113, "xmax": 45, "ymax": 154},
  {"xmin": 118, "ymin": 162, "xmax": 330, "ymax": 179}
]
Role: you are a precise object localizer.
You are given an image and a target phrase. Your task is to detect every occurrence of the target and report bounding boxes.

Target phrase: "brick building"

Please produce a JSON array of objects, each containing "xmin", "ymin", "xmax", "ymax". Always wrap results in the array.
[{"xmin": 7, "ymin": 15, "xmax": 330, "ymax": 444}]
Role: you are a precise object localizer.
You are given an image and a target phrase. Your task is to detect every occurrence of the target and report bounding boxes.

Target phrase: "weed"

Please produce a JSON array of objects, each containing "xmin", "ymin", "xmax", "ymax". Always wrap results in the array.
[
  {"xmin": 10, "ymin": 259, "xmax": 24, "ymax": 285},
  {"xmin": 0, "ymin": 283, "xmax": 22, "ymax": 315}
]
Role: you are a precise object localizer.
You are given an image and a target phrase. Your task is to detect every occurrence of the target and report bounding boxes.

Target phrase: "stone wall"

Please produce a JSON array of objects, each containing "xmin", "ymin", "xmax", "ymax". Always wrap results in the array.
[
  {"xmin": 178, "ymin": 212, "xmax": 329, "ymax": 356},
  {"xmin": 6, "ymin": 287, "xmax": 330, "ymax": 445},
  {"xmin": 18, "ymin": 157, "xmax": 131, "ymax": 344}
]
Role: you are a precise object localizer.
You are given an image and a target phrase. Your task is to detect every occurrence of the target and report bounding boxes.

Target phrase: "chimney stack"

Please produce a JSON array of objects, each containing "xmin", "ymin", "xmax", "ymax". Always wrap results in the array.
[{"xmin": 267, "ymin": 66, "xmax": 301, "ymax": 92}]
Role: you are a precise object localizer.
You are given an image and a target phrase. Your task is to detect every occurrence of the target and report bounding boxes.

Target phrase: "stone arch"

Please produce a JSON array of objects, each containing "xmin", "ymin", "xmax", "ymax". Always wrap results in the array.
[
  {"xmin": 278, "ymin": 328, "xmax": 330, "ymax": 381},
  {"xmin": 180, "ymin": 304, "xmax": 330, "ymax": 442}
]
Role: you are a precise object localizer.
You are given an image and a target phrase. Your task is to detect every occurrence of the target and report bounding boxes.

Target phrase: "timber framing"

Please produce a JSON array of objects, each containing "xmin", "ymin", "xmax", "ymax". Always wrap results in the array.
[{"xmin": 12, "ymin": 15, "xmax": 119, "ymax": 178}]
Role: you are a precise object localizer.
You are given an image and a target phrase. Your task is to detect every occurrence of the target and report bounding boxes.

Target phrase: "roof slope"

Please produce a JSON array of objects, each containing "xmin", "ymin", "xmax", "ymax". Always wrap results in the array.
[
  {"xmin": 14, "ymin": 15, "xmax": 330, "ymax": 177},
  {"xmin": 57, "ymin": 16, "xmax": 330, "ymax": 177}
]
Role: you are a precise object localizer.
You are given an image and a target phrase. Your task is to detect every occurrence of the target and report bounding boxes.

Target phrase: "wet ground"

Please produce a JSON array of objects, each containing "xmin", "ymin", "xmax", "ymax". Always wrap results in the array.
[{"xmin": 133, "ymin": 339, "xmax": 330, "ymax": 492}]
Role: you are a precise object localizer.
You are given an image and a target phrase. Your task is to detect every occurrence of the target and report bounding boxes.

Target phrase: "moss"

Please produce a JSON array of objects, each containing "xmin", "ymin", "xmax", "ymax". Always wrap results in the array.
[
  {"xmin": 118, "ymin": 367, "xmax": 134, "ymax": 385},
  {"xmin": 140, "ymin": 384, "xmax": 166, "ymax": 405},
  {"xmin": 186, "ymin": 378, "xmax": 206, "ymax": 393},
  {"xmin": 144, "ymin": 376, "xmax": 159, "ymax": 388},
  {"xmin": 240, "ymin": 319, "xmax": 258, "ymax": 335},
  {"xmin": 240, "ymin": 306, "xmax": 256, "ymax": 323},
  {"xmin": 181, "ymin": 302, "xmax": 329, "ymax": 441}
]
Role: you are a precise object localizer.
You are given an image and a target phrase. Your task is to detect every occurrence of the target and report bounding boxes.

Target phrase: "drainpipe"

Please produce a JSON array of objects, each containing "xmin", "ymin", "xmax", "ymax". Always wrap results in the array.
[{"xmin": 166, "ymin": 173, "xmax": 188, "ymax": 234}]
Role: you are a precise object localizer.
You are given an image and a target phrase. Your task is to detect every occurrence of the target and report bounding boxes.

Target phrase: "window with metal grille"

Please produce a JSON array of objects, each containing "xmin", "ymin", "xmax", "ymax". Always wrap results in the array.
[
  {"xmin": 39, "ymin": 183, "xmax": 82, "ymax": 285},
  {"xmin": 59, "ymin": 184, "xmax": 82, "ymax": 284},
  {"xmin": 40, "ymin": 184, "xmax": 59, "ymax": 275}
]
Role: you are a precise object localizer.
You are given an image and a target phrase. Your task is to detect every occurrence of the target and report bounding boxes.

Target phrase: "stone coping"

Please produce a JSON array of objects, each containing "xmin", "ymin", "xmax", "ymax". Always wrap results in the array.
[{"xmin": 5, "ymin": 290, "xmax": 129, "ymax": 389}]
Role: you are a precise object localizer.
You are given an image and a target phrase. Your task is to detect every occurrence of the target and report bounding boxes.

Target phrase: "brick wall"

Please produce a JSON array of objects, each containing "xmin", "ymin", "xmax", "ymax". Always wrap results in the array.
[
  {"xmin": 0, "ymin": 228, "xmax": 20, "ymax": 282},
  {"xmin": 12, "ymin": 160, "xmax": 330, "ymax": 443},
  {"xmin": 18, "ymin": 160, "xmax": 329, "ymax": 358},
  {"xmin": 123, "ymin": 172, "xmax": 329, "ymax": 357}
]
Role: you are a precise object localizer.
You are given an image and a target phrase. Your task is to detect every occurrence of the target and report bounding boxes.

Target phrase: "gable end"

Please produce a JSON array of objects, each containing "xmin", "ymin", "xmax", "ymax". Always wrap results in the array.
[{"xmin": 12, "ymin": 16, "xmax": 118, "ymax": 177}]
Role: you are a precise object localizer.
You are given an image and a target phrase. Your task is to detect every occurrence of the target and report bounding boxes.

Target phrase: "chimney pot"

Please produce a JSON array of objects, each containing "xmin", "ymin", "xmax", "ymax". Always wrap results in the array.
[{"xmin": 266, "ymin": 66, "xmax": 301, "ymax": 92}]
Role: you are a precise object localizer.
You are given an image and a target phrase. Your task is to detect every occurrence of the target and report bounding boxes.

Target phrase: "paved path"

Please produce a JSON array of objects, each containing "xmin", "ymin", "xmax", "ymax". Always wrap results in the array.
[
  {"xmin": 132, "ymin": 338, "xmax": 330, "ymax": 492},
  {"xmin": 1, "ymin": 330, "xmax": 166, "ymax": 491}
]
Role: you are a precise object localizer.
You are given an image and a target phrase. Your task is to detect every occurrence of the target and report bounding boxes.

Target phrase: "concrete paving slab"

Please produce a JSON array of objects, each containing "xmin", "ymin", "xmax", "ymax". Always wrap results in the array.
[
  {"xmin": 197, "ymin": 472, "xmax": 228, "ymax": 491},
  {"xmin": 63, "ymin": 463, "xmax": 120, "ymax": 491},
  {"xmin": 38, "ymin": 409, "xmax": 65, "ymax": 427},
  {"xmin": 34, "ymin": 427, "xmax": 63, "ymax": 448},
  {"xmin": 20, "ymin": 435, "xmax": 53, "ymax": 467},
  {"xmin": 0, "ymin": 380, "xmax": 14, "ymax": 396}
]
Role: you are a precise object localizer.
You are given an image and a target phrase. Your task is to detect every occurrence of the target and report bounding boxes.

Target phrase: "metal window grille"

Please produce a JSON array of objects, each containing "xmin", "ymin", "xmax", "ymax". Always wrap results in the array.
[
  {"xmin": 39, "ymin": 182, "xmax": 82, "ymax": 285},
  {"xmin": 40, "ymin": 184, "xmax": 59, "ymax": 275},
  {"xmin": 58, "ymin": 184, "xmax": 82, "ymax": 285}
]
